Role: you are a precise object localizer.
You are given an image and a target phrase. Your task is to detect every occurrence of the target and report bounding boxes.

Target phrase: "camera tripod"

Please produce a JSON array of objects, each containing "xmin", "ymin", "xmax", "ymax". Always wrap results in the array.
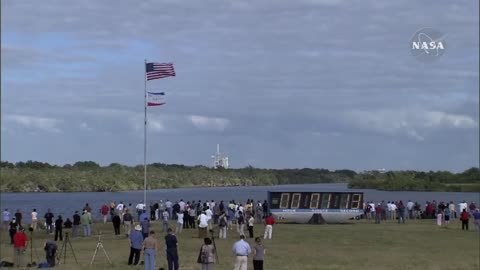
[
  {"xmin": 209, "ymin": 229, "xmax": 219, "ymax": 263},
  {"xmin": 28, "ymin": 228, "xmax": 40, "ymax": 267},
  {"xmin": 90, "ymin": 232, "xmax": 112, "ymax": 265},
  {"xmin": 57, "ymin": 232, "xmax": 78, "ymax": 265}
]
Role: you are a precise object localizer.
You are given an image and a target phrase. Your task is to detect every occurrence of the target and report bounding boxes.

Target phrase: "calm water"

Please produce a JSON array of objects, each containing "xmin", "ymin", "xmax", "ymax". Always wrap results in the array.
[{"xmin": 1, "ymin": 183, "xmax": 478, "ymax": 222}]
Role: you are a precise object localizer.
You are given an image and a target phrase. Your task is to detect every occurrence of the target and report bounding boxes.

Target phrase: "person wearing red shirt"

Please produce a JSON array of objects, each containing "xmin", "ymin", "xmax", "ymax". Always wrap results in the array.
[
  {"xmin": 100, "ymin": 204, "xmax": 109, "ymax": 224},
  {"xmin": 263, "ymin": 213, "xmax": 275, "ymax": 240},
  {"xmin": 460, "ymin": 209, "xmax": 470, "ymax": 231},
  {"xmin": 13, "ymin": 227, "xmax": 29, "ymax": 267}
]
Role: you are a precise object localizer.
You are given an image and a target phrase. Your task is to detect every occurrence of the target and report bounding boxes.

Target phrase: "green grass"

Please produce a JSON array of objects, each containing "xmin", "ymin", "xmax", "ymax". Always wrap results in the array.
[{"xmin": 1, "ymin": 219, "xmax": 479, "ymax": 270}]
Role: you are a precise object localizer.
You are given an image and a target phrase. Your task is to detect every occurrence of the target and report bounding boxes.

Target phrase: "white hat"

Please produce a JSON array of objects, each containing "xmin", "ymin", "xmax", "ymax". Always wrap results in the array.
[{"xmin": 134, "ymin": 225, "xmax": 142, "ymax": 231}]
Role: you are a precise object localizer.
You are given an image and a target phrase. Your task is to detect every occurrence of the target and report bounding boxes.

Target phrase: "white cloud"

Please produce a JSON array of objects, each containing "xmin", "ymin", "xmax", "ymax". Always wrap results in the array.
[
  {"xmin": 344, "ymin": 109, "xmax": 477, "ymax": 141},
  {"xmin": 79, "ymin": 122, "xmax": 93, "ymax": 131},
  {"xmin": 188, "ymin": 115, "xmax": 229, "ymax": 131},
  {"xmin": 4, "ymin": 114, "xmax": 63, "ymax": 133},
  {"xmin": 424, "ymin": 111, "xmax": 477, "ymax": 129}
]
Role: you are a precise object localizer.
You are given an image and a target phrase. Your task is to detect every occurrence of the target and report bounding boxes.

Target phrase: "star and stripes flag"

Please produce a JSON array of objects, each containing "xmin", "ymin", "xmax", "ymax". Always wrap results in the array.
[
  {"xmin": 146, "ymin": 62, "xmax": 175, "ymax": 80},
  {"xmin": 147, "ymin": 92, "xmax": 166, "ymax": 106}
]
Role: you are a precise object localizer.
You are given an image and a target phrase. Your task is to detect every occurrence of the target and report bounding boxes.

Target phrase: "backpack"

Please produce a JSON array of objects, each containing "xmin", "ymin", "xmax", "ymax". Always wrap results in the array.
[{"xmin": 219, "ymin": 216, "xmax": 226, "ymax": 227}]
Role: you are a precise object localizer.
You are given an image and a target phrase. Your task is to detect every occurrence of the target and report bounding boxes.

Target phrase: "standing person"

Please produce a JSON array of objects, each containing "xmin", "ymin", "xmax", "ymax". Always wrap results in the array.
[
  {"xmin": 262, "ymin": 200, "xmax": 268, "ymax": 218},
  {"xmin": 141, "ymin": 217, "xmax": 150, "ymax": 239},
  {"xmin": 162, "ymin": 209, "xmax": 170, "ymax": 233},
  {"xmin": 218, "ymin": 211, "xmax": 228, "ymax": 239},
  {"xmin": 436, "ymin": 211, "xmax": 443, "ymax": 226},
  {"xmin": 205, "ymin": 207, "xmax": 214, "ymax": 230},
  {"xmin": 472, "ymin": 209, "xmax": 480, "ymax": 231},
  {"xmin": 110, "ymin": 201, "xmax": 116, "ymax": 221},
  {"xmin": 44, "ymin": 209, "xmax": 54, "ymax": 234},
  {"xmin": 406, "ymin": 200, "xmax": 414, "ymax": 219},
  {"xmin": 198, "ymin": 211, "xmax": 209, "ymax": 239},
  {"xmin": 397, "ymin": 201, "xmax": 405, "ymax": 224},
  {"xmin": 237, "ymin": 211, "xmax": 245, "ymax": 236},
  {"xmin": 444, "ymin": 205, "xmax": 451, "ymax": 226},
  {"xmin": 232, "ymin": 235, "xmax": 251, "ymax": 270},
  {"xmin": 83, "ymin": 203, "xmax": 92, "ymax": 213},
  {"xmin": 9, "ymin": 217, "xmax": 18, "ymax": 244},
  {"xmin": 263, "ymin": 213, "xmax": 275, "ymax": 240},
  {"xmin": 128, "ymin": 225, "xmax": 143, "ymax": 265},
  {"xmin": 142, "ymin": 230, "xmax": 159, "ymax": 270},
  {"xmin": 198, "ymin": 237, "xmax": 216, "ymax": 270},
  {"xmin": 176, "ymin": 210, "xmax": 184, "ymax": 235},
  {"xmin": 54, "ymin": 215, "xmax": 64, "ymax": 241},
  {"xmin": 469, "ymin": 202, "xmax": 477, "ymax": 215},
  {"xmin": 123, "ymin": 209, "xmax": 133, "ymax": 237},
  {"xmin": 44, "ymin": 240, "xmax": 57, "ymax": 267},
  {"xmin": 13, "ymin": 227, "xmax": 29, "ymax": 267},
  {"xmin": 31, "ymin": 209, "xmax": 38, "ymax": 231},
  {"xmin": 14, "ymin": 209, "xmax": 23, "ymax": 228},
  {"xmin": 449, "ymin": 201, "xmax": 456, "ymax": 219},
  {"xmin": 460, "ymin": 209, "xmax": 470, "ymax": 231},
  {"xmin": 100, "ymin": 203, "xmax": 109, "ymax": 224},
  {"xmin": 136, "ymin": 201, "xmax": 145, "ymax": 221},
  {"xmin": 188, "ymin": 206, "xmax": 197, "ymax": 229},
  {"xmin": 165, "ymin": 228, "xmax": 179, "ymax": 270},
  {"xmin": 253, "ymin": 237, "xmax": 266, "ymax": 270},
  {"xmin": 72, "ymin": 211, "xmax": 81, "ymax": 237},
  {"xmin": 81, "ymin": 210, "xmax": 92, "ymax": 237},
  {"xmin": 2, "ymin": 208, "xmax": 11, "ymax": 231},
  {"xmin": 112, "ymin": 213, "xmax": 121, "ymax": 236},
  {"xmin": 247, "ymin": 215, "xmax": 255, "ymax": 238}
]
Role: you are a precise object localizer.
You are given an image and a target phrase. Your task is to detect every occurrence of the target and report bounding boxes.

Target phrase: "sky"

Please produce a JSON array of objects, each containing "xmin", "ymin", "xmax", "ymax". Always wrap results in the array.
[{"xmin": 1, "ymin": 0, "xmax": 479, "ymax": 172}]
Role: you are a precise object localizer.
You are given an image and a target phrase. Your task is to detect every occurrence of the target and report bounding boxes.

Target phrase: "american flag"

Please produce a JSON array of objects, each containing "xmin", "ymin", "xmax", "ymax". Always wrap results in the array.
[{"xmin": 146, "ymin": 62, "xmax": 176, "ymax": 80}]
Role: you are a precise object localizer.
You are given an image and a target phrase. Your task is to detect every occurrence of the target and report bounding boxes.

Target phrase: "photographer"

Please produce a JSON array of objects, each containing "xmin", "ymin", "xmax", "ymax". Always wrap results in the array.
[{"xmin": 44, "ymin": 240, "xmax": 57, "ymax": 267}]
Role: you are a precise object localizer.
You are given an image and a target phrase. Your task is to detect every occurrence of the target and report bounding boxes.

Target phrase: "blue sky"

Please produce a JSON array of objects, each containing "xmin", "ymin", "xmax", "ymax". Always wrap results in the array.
[{"xmin": 1, "ymin": 0, "xmax": 478, "ymax": 171}]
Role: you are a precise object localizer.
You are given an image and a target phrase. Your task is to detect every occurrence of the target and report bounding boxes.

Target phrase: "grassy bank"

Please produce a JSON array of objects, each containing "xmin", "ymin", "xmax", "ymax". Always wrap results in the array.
[{"xmin": 1, "ymin": 219, "xmax": 479, "ymax": 270}]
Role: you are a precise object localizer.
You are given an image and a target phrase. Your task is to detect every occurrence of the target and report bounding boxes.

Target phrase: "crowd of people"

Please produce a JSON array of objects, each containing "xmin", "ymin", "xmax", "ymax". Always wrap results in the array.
[
  {"xmin": 2, "ymin": 197, "xmax": 478, "ymax": 269},
  {"xmin": 362, "ymin": 200, "xmax": 480, "ymax": 229},
  {"xmin": 1, "ymin": 198, "xmax": 273, "ymax": 270}
]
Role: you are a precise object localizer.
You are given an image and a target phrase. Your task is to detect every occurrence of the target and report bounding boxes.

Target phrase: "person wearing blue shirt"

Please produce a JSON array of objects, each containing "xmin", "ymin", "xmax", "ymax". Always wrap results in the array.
[
  {"xmin": 3, "ymin": 208, "xmax": 11, "ymax": 231},
  {"xmin": 472, "ymin": 209, "xmax": 480, "ymax": 231},
  {"xmin": 232, "ymin": 235, "xmax": 251, "ymax": 270},
  {"xmin": 141, "ymin": 218, "xmax": 150, "ymax": 239},
  {"xmin": 128, "ymin": 225, "xmax": 143, "ymax": 265}
]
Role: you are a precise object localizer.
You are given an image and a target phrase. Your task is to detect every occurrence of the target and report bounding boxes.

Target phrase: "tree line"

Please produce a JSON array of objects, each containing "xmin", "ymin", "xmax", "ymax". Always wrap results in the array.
[{"xmin": 0, "ymin": 160, "xmax": 478, "ymax": 192}]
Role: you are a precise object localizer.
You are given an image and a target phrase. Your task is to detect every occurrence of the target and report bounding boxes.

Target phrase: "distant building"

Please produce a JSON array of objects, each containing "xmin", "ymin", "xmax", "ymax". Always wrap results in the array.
[{"xmin": 211, "ymin": 144, "xmax": 229, "ymax": 169}]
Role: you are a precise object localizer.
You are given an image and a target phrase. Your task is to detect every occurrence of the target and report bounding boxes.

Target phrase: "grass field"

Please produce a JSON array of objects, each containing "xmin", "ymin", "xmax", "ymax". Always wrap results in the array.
[{"xmin": 1, "ymin": 219, "xmax": 478, "ymax": 270}]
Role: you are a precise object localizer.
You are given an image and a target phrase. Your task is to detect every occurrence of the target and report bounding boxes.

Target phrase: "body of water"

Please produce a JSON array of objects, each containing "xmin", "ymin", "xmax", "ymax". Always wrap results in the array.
[{"xmin": 1, "ymin": 183, "xmax": 478, "ymax": 223}]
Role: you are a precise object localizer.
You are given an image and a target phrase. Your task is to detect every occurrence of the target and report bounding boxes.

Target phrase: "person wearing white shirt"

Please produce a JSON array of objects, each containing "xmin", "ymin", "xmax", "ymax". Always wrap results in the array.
[
  {"xmin": 136, "ymin": 202, "xmax": 145, "ymax": 220},
  {"xmin": 459, "ymin": 201, "xmax": 468, "ymax": 213},
  {"xmin": 165, "ymin": 200, "xmax": 173, "ymax": 219},
  {"xmin": 369, "ymin": 202, "xmax": 375, "ymax": 220},
  {"xmin": 205, "ymin": 207, "xmax": 213, "ymax": 230},
  {"xmin": 247, "ymin": 215, "xmax": 255, "ymax": 238},
  {"xmin": 390, "ymin": 203, "xmax": 397, "ymax": 220},
  {"xmin": 406, "ymin": 200, "xmax": 414, "ymax": 219},
  {"xmin": 176, "ymin": 211, "xmax": 184, "ymax": 234},
  {"xmin": 197, "ymin": 212, "xmax": 209, "ymax": 238},
  {"xmin": 31, "ymin": 209, "xmax": 38, "ymax": 231},
  {"xmin": 116, "ymin": 202, "xmax": 124, "ymax": 221},
  {"xmin": 178, "ymin": 200, "xmax": 186, "ymax": 212},
  {"xmin": 449, "ymin": 201, "xmax": 456, "ymax": 219},
  {"xmin": 161, "ymin": 209, "xmax": 170, "ymax": 233}
]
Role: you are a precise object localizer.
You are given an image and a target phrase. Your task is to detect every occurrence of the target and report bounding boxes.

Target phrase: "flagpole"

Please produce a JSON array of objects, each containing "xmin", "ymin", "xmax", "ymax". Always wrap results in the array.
[{"xmin": 144, "ymin": 59, "xmax": 147, "ymax": 207}]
